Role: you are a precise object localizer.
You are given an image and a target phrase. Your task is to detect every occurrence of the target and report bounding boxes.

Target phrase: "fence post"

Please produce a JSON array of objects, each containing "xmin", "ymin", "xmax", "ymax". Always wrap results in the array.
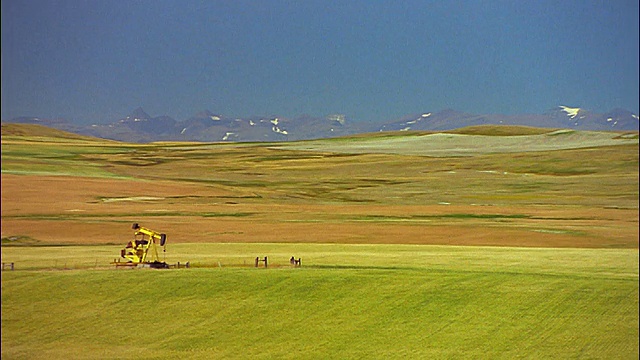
[{"xmin": 255, "ymin": 257, "xmax": 268, "ymax": 268}]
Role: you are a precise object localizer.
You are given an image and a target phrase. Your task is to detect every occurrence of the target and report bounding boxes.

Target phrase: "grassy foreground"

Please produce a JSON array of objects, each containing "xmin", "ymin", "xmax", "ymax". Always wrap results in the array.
[{"xmin": 2, "ymin": 243, "xmax": 638, "ymax": 359}]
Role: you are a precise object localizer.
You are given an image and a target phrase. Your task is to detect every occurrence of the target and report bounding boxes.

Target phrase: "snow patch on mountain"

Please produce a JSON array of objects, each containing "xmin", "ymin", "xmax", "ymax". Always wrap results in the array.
[
  {"xmin": 272, "ymin": 126, "xmax": 288, "ymax": 135},
  {"xmin": 327, "ymin": 114, "xmax": 346, "ymax": 125},
  {"xmin": 559, "ymin": 106, "xmax": 581, "ymax": 119}
]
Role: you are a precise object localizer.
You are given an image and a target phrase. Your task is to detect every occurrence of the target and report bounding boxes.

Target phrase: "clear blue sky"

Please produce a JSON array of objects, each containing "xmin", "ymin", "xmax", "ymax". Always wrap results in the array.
[{"xmin": 2, "ymin": 0, "xmax": 638, "ymax": 124}]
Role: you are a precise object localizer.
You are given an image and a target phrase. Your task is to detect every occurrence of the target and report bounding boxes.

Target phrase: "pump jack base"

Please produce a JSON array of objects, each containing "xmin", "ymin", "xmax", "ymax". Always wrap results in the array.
[
  {"xmin": 112, "ymin": 260, "xmax": 170, "ymax": 269},
  {"xmin": 147, "ymin": 261, "xmax": 169, "ymax": 269}
]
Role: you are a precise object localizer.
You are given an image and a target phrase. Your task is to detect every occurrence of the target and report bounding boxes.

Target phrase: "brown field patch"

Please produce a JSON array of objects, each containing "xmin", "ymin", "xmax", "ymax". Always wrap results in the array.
[
  {"xmin": 1, "ymin": 213, "xmax": 637, "ymax": 249},
  {"xmin": 1, "ymin": 174, "xmax": 241, "ymax": 216},
  {"xmin": 2, "ymin": 174, "xmax": 637, "ymax": 249}
]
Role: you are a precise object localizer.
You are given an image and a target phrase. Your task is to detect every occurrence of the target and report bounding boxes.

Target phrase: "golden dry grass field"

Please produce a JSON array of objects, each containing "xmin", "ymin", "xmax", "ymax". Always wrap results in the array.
[{"xmin": 1, "ymin": 123, "xmax": 638, "ymax": 249}]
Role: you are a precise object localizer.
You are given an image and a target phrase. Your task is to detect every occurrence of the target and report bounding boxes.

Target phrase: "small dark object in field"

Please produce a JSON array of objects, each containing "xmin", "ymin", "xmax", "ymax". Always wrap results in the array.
[{"xmin": 149, "ymin": 261, "xmax": 169, "ymax": 269}]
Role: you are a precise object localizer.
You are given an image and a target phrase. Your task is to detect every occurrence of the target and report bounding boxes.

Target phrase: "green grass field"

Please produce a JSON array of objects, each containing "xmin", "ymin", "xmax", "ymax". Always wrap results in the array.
[{"xmin": 2, "ymin": 244, "xmax": 638, "ymax": 359}]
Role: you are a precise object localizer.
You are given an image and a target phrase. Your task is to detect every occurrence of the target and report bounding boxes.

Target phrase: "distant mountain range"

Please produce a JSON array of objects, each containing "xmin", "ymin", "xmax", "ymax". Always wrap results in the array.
[{"xmin": 4, "ymin": 106, "xmax": 638, "ymax": 143}]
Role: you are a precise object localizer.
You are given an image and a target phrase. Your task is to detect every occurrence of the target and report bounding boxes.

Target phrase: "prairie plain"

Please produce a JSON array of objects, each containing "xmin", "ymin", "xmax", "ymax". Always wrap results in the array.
[
  {"xmin": 1, "ymin": 124, "xmax": 638, "ymax": 248},
  {"xmin": 1, "ymin": 123, "xmax": 638, "ymax": 359}
]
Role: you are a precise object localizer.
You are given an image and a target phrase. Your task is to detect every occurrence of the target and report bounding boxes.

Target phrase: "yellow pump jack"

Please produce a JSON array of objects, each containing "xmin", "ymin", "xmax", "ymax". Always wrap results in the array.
[{"xmin": 118, "ymin": 223, "xmax": 169, "ymax": 268}]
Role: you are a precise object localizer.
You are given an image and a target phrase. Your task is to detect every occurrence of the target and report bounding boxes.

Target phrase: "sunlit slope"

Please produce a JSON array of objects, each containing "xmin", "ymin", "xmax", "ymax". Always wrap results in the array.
[
  {"xmin": 1, "ymin": 123, "xmax": 114, "ymax": 142},
  {"xmin": 278, "ymin": 127, "xmax": 639, "ymax": 157},
  {"xmin": 1, "ymin": 123, "xmax": 137, "ymax": 178}
]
